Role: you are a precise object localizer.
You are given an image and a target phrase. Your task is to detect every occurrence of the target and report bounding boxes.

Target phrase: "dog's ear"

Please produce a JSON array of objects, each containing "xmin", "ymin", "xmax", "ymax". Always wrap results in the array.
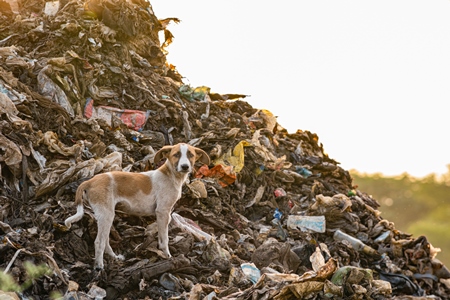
[
  {"xmin": 195, "ymin": 148, "xmax": 210, "ymax": 166},
  {"xmin": 154, "ymin": 145, "xmax": 173, "ymax": 163}
]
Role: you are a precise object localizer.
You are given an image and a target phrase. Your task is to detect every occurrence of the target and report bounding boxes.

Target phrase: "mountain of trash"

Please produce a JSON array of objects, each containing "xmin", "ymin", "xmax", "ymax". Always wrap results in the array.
[{"xmin": 1, "ymin": 0, "xmax": 450, "ymax": 299}]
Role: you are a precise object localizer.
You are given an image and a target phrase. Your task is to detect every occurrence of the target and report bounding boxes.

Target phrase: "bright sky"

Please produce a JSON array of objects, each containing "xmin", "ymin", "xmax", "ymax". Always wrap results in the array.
[{"xmin": 152, "ymin": 1, "xmax": 450, "ymax": 178}]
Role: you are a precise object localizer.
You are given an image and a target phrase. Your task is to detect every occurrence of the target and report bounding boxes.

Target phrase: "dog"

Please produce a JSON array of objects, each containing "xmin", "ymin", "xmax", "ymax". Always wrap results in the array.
[{"xmin": 64, "ymin": 143, "xmax": 210, "ymax": 270}]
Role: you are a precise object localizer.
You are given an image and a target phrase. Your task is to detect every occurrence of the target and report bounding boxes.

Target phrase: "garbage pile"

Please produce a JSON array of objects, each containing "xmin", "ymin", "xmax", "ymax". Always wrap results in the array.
[{"xmin": 1, "ymin": 0, "xmax": 450, "ymax": 299}]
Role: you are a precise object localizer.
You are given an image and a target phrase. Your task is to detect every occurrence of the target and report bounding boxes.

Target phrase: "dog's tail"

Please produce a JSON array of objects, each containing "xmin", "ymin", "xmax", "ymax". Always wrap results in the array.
[{"xmin": 64, "ymin": 180, "xmax": 89, "ymax": 228}]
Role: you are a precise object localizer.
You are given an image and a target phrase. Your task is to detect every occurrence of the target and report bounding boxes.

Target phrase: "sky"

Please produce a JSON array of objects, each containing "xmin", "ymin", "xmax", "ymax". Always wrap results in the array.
[{"xmin": 151, "ymin": 1, "xmax": 450, "ymax": 178}]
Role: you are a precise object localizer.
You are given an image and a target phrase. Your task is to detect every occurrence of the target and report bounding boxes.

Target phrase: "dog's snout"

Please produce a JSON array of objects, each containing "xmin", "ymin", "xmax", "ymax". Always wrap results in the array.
[{"xmin": 180, "ymin": 164, "xmax": 190, "ymax": 171}]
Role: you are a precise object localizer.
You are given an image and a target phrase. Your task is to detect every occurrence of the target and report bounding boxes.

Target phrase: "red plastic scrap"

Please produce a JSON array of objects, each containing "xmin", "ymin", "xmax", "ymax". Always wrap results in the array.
[{"xmin": 84, "ymin": 98, "xmax": 150, "ymax": 131}]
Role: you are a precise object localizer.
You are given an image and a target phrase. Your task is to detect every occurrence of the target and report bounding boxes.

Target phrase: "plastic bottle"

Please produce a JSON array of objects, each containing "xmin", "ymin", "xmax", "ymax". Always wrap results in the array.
[{"xmin": 333, "ymin": 230, "xmax": 380, "ymax": 257}]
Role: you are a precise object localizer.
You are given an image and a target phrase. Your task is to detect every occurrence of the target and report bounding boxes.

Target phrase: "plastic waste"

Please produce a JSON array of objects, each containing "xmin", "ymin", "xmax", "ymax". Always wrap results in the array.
[
  {"xmin": 0, "ymin": 92, "xmax": 25, "ymax": 123},
  {"xmin": 310, "ymin": 247, "xmax": 325, "ymax": 272},
  {"xmin": 333, "ymin": 230, "xmax": 380, "ymax": 257},
  {"xmin": 431, "ymin": 258, "xmax": 450, "ymax": 279},
  {"xmin": 178, "ymin": 85, "xmax": 210, "ymax": 101},
  {"xmin": 87, "ymin": 284, "xmax": 107, "ymax": 300},
  {"xmin": 159, "ymin": 273, "xmax": 183, "ymax": 292},
  {"xmin": 245, "ymin": 185, "xmax": 265, "ymax": 208},
  {"xmin": 204, "ymin": 292, "xmax": 217, "ymax": 300},
  {"xmin": 228, "ymin": 266, "xmax": 249, "ymax": 286},
  {"xmin": 309, "ymin": 194, "xmax": 358, "ymax": 234},
  {"xmin": 273, "ymin": 170, "xmax": 295, "ymax": 183},
  {"xmin": 287, "ymin": 215, "xmax": 326, "ymax": 233},
  {"xmin": 195, "ymin": 164, "xmax": 236, "ymax": 187},
  {"xmin": 0, "ymin": 132, "xmax": 22, "ymax": 176},
  {"xmin": 257, "ymin": 109, "xmax": 277, "ymax": 132},
  {"xmin": 254, "ymin": 165, "xmax": 265, "ymax": 175},
  {"xmin": 44, "ymin": 1, "xmax": 60, "ymax": 16},
  {"xmin": 273, "ymin": 208, "xmax": 282, "ymax": 220},
  {"xmin": 347, "ymin": 189, "xmax": 357, "ymax": 196},
  {"xmin": 202, "ymin": 239, "xmax": 231, "ymax": 271},
  {"xmin": 4, "ymin": 0, "xmax": 20, "ymax": 13},
  {"xmin": 37, "ymin": 66, "xmax": 74, "ymax": 117},
  {"xmin": 379, "ymin": 271, "xmax": 425, "ymax": 296},
  {"xmin": 276, "ymin": 281, "xmax": 325, "ymax": 299},
  {"xmin": 371, "ymin": 280, "xmax": 392, "ymax": 296},
  {"xmin": 311, "ymin": 194, "xmax": 352, "ymax": 213},
  {"xmin": 296, "ymin": 166, "xmax": 312, "ymax": 178},
  {"xmin": 251, "ymin": 238, "xmax": 300, "ymax": 272},
  {"xmin": 186, "ymin": 180, "xmax": 208, "ymax": 199},
  {"xmin": 35, "ymin": 151, "xmax": 122, "ymax": 197},
  {"xmin": 241, "ymin": 262, "xmax": 261, "ymax": 284},
  {"xmin": 271, "ymin": 209, "xmax": 287, "ymax": 241},
  {"xmin": 274, "ymin": 188, "xmax": 287, "ymax": 197},
  {"xmin": 171, "ymin": 212, "xmax": 212, "ymax": 241},
  {"xmin": 2, "ymin": 0, "xmax": 450, "ymax": 297},
  {"xmin": 84, "ymin": 98, "xmax": 150, "ymax": 131},
  {"xmin": 212, "ymin": 140, "xmax": 251, "ymax": 174},
  {"xmin": 40, "ymin": 131, "xmax": 82, "ymax": 157},
  {"xmin": 331, "ymin": 266, "xmax": 373, "ymax": 286},
  {"xmin": 251, "ymin": 129, "xmax": 291, "ymax": 169},
  {"xmin": 374, "ymin": 231, "xmax": 391, "ymax": 243}
]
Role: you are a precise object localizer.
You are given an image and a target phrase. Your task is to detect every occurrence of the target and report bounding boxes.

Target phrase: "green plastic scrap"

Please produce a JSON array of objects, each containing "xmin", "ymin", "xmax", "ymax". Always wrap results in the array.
[
  {"xmin": 179, "ymin": 84, "xmax": 211, "ymax": 101},
  {"xmin": 330, "ymin": 266, "xmax": 373, "ymax": 286}
]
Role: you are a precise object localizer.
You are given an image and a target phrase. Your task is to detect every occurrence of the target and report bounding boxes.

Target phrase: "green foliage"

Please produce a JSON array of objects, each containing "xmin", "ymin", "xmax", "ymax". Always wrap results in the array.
[
  {"xmin": 0, "ymin": 271, "xmax": 21, "ymax": 292},
  {"xmin": 351, "ymin": 170, "xmax": 450, "ymax": 267},
  {"xmin": 0, "ymin": 261, "xmax": 52, "ymax": 293}
]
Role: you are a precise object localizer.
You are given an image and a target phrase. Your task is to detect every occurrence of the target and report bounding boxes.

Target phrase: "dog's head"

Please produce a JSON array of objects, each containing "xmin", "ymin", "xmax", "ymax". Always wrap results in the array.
[{"xmin": 154, "ymin": 143, "xmax": 210, "ymax": 173}]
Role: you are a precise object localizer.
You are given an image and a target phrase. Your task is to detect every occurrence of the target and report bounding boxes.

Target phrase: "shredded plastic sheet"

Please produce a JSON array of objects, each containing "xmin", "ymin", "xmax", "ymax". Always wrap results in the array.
[
  {"xmin": 0, "ymin": 132, "xmax": 22, "ymax": 175},
  {"xmin": 35, "ymin": 152, "xmax": 122, "ymax": 197},
  {"xmin": 37, "ymin": 66, "xmax": 75, "ymax": 117},
  {"xmin": 213, "ymin": 140, "xmax": 251, "ymax": 174},
  {"xmin": 84, "ymin": 98, "xmax": 150, "ymax": 131},
  {"xmin": 171, "ymin": 212, "xmax": 212, "ymax": 241},
  {"xmin": 195, "ymin": 164, "xmax": 237, "ymax": 187}
]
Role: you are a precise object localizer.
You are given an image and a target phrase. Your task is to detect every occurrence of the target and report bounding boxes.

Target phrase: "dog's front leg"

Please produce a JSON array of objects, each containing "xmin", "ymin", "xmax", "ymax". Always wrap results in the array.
[{"xmin": 155, "ymin": 207, "xmax": 172, "ymax": 258}]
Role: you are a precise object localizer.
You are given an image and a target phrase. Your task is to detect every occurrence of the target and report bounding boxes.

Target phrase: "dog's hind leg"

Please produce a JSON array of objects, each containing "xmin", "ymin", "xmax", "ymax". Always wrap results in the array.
[
  {"xmin": 105, "ymin": 236, "xmax": 125, "ymax": 261},
  {"xmin": 93, "ymin": 206, "xmax": 115, "ymax": 270}
]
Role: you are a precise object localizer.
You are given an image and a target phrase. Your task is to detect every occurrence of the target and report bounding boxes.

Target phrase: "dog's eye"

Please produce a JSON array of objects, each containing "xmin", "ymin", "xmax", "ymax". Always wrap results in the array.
[
  {"xmin": 174, "ymin": 152, "xmax": 181, "ymax": 158},
  {"xmin": 187, "ymin": 151, "xmax": 194, "ymax": 158}
]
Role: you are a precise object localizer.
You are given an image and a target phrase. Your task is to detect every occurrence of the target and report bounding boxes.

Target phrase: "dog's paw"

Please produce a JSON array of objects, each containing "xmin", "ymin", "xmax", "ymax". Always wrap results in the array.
[
  {"xmin": 94, "ymin": 263, "xmax": 104, "ymax": 271},
  {"xmin": 115, "ymin": 254, "xmax": 125, "ymax": 261}
]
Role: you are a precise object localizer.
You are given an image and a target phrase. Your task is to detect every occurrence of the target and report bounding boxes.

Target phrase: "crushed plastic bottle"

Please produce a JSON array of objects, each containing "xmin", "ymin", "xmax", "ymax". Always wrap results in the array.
[{"xmin": 333, "ymin": 230, "xmax": 380, "ymax": 258}]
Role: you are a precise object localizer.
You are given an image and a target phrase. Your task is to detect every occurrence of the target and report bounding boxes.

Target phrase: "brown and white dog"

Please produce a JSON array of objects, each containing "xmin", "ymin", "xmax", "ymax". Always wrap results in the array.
[{"xmin": 64, "ymin": 143, "xmax": 210, "ymax": 270}]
